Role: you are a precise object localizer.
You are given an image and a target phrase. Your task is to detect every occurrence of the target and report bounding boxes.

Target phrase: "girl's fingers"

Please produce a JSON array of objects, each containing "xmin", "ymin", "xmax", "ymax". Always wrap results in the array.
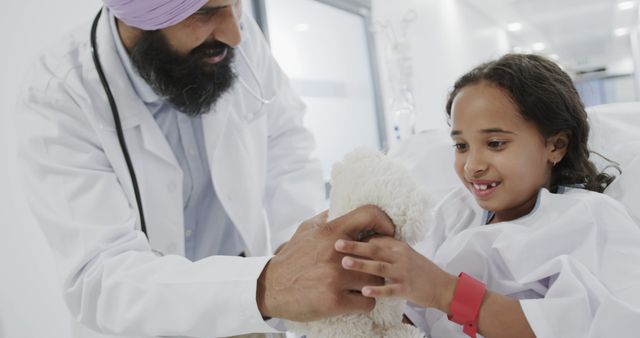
[
  {"xmin": 334, "ymin": 239, "xmax": 392, "ymax": 262},
  {"xmin": 361, "ymin": 284, "xmax": 405, "ymax": 298},
  {"xmin": 341, "ymin": 256, "xmax": 393, "ymax": 278}
]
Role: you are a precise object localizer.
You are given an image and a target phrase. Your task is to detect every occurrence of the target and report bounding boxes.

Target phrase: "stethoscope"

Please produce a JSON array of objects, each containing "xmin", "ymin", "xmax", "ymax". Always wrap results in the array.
[{"xmin": 90, "ymin": 9, "xmax": 276, "ymax": 237}]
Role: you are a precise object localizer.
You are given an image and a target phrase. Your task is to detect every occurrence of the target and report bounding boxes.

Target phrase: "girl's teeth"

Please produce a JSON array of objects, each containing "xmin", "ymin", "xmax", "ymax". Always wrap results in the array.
[{"xmin": 474, "ymin": 182, "xmax": 498, "ymax": 190}]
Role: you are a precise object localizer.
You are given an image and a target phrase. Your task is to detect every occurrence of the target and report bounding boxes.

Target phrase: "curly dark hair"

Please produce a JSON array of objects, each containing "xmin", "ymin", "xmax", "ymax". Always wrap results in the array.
[{"xmin": 445, "ymin": 53, "xmax": 615, "ymax": 193}]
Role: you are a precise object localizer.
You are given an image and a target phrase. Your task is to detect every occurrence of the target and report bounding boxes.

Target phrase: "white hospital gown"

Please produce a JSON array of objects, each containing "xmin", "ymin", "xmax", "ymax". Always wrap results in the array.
[{"xmin": 406, "ymin": 186, "xmax": 640, "ymax": 338}]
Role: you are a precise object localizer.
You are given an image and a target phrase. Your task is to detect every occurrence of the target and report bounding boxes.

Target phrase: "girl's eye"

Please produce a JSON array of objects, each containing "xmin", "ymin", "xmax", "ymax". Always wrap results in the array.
[
  {"xmin": 453, "ymin": 143, "xmax": 468, "ymax": 152},
  {"xmin": 487, "ymin": 140, "xmax": 507, "ymax": 149}
]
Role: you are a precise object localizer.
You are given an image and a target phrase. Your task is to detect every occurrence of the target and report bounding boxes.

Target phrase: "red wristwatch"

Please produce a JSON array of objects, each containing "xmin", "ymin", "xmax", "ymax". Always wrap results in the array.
[{"xmin": 447, "ymin": 272, "xmax": 486, "ymax": 338}]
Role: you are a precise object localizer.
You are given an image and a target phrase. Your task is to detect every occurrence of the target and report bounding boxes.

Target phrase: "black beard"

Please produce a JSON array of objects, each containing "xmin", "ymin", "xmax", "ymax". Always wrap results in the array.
[{"xmin": 129, "ymin": 30, "xmax": 236, "ymax": 116}]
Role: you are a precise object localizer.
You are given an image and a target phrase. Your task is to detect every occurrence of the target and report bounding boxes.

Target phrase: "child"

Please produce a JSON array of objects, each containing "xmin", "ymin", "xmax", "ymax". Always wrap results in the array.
[{"xmin": 334, "ymin": 54, "xmax": 640, "ymax": 337}]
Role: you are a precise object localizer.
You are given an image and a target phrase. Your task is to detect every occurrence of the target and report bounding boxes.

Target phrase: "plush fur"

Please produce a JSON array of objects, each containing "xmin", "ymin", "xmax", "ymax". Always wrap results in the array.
[{"xmin": 288, "ymin": 148, "xmax": 431, "ymax": 338}]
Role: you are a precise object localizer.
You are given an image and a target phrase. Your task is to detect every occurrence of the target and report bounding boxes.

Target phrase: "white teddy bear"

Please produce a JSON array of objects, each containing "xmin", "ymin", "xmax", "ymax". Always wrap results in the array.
[{"xmin": 288, "ymin": 148, "xmax": 431, "ymax": 338}]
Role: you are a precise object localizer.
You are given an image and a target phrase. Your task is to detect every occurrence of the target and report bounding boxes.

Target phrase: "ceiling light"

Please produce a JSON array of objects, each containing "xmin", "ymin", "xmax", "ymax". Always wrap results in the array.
[
  {"xmin": 618, "ymin": 1, "xmax": 636, "ymax": 10},
  {"xmin": 507, "ymin": 22, "xmax": 522, "ymax": 32},
  {"xmin": 614, "ymin": 27, "xmax": 630, "ymax": 36},
  {"xmin": 533, "ymin": 42, "xmax": 546, "ymax": 51}
]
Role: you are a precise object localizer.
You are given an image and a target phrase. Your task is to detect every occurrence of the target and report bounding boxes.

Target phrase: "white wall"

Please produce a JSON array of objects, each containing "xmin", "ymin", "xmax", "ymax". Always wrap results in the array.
[
  {"xmin": 372, "ymin": 0, "xmax": 509, "ymax": 146},
  {"xmin": 265, "ymin": 0, "xmax": 382, "ymax": 179},
  {"xmin": 0, "ymin": 2, "xmax": 100, "ymax": 337}
]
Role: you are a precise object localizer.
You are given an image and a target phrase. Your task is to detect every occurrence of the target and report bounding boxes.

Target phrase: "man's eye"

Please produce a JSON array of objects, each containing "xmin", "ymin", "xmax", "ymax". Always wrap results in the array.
[{"xmin": 193, "ymin": 7, "xmax": 224, "ymax": 17}]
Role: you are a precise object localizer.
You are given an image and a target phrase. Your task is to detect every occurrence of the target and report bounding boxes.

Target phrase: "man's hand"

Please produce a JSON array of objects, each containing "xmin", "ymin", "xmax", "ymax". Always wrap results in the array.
[{"xmin": 256, "ymin": 205, "xmax": 395, "ymax": 322}]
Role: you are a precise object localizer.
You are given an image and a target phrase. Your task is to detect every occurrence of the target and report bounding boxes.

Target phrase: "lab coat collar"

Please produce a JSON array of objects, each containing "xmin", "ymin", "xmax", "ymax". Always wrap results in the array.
[
  {"xmin": 82, "ymin": 7, "xmax": 147, "ymax": 130},
  {"xmin": 83, "ymin": 8, "xmax": 182, "ymax": 171}
]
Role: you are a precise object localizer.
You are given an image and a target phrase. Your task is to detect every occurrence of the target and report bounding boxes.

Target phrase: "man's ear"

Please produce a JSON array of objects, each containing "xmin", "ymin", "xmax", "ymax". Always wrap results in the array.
[{"xmin": 547, "ymin": 131, "xmax": 570, "ymax": 164}]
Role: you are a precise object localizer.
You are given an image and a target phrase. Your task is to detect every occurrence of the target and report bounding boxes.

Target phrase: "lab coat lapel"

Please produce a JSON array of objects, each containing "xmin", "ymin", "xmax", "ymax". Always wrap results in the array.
[
  {"xmin": 84, "ymin": 9, "xmax": 185, "ymax": 254},
  {"xmin": 88, "ymin": 8, "xmax": 179, "ymax": 169},
  {"xmin": 203, "ymin": 90, "xmax": 270, "ymax": 256}
]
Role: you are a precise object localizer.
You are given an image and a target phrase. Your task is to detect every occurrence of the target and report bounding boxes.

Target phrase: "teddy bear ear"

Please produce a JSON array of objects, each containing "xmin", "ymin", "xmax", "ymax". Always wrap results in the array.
[{"xmin": 328, "ymin": 148, "xmax": 432, "ymax": 243}]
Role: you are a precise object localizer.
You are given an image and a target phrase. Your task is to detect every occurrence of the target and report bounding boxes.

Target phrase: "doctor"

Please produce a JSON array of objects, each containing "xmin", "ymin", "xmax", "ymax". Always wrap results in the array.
[{"xmin": 16, "ymin": 0, "xmax": 392, "ymax": 337}]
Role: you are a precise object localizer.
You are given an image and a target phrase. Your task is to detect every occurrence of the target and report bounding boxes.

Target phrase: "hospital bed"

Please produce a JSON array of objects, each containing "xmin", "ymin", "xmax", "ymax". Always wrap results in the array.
[{"xmin": 387, "ymin": 102, "xmax": 640, "ymax": 226}]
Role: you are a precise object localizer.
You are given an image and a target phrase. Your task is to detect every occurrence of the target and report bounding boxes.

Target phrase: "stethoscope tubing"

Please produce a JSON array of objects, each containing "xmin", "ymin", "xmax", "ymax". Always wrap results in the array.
[
  {"xmin": 234, "ymin": 46, "xmax": 276, "ymax": 105},
  {"xmin": 91, "ymin": 9, "xmax": 149, "ymax": 237}
]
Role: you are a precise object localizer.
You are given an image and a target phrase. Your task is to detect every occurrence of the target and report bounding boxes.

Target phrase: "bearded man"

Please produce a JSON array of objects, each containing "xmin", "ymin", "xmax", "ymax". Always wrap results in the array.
[{"xmin": 16, "ymin": 1, "xmax": 392, "ymax": 337}]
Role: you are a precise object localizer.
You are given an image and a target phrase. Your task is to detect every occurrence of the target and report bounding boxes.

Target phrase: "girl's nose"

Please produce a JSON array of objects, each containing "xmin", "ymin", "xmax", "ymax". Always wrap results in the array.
[{"xmin": 464, "ymin": 151, "xmax": 489, "ymax": 178}]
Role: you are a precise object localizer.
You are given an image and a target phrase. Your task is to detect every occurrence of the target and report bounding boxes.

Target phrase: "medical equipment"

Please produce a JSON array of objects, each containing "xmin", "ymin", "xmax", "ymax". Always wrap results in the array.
[
  {"xmin": 91, "ymin": 9, "xmax": 148, "ymax": 235},
  {"xmin": 90, "ymin": 9, "xmax": 276, "ymax": 236},
  {"xmin": 234, "ymin": 46, "xmax": 277, "ymax": 122},
  {"xmin": 372, "ymin": 10, "xmax": 417, "ymax": 141}
]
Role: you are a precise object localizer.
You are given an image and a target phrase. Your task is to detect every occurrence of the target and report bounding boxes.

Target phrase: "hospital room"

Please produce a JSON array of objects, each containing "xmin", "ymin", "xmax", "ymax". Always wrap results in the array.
[{"xmin": 1, "ymin": 0, "xmax": 639, "ymax": 337}]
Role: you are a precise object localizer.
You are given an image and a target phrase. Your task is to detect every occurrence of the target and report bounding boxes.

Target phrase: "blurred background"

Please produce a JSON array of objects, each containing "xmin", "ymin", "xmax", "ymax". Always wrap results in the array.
[{"xmin": 1, "ymin": 1, "xmax": 637, "ymax": 337}]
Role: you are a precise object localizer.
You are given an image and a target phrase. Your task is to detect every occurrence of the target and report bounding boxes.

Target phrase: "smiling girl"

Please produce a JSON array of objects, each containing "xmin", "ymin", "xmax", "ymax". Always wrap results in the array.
[{"xmin": 335, "ymin": 54, "xmax": 640, "ymax": 337}]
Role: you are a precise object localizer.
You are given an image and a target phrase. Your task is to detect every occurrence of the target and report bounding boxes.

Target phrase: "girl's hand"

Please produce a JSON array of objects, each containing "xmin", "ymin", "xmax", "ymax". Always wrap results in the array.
[
  {"xmin": 336, "ymin": 237, "xmax": 537, "ymax": 338},
  {"xmin": 334, "ymin": 236, "xmax": 457, "ymax": 312}
]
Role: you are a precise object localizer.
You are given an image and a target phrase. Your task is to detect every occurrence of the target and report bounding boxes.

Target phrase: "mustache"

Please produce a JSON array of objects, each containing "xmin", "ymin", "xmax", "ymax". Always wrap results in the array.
[
  {"xmin": 190, "ymin": 40, "xmax": 231, "ymax": 58},
  {"xmin": 129, "ymin": 30, "xmax": 236, "ymax": 116}
]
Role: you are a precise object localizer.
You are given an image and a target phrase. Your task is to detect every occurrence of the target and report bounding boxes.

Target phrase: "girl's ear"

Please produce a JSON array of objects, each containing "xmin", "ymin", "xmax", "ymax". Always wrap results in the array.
[{"xmin": 546, "ymin": 132, "xmax": 570, "ymax": 165}]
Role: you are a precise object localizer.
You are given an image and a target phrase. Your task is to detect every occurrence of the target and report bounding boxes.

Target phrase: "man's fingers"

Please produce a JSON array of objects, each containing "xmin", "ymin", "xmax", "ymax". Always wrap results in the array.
[{"xmin": 332, "ymin": 205, "xmax": 395, "ymax": 240}]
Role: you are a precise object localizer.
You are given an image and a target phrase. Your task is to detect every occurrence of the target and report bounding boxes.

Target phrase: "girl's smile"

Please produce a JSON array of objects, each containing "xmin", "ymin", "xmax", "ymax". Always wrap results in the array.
[
  {"xmin": 469, "ymin": 179, "xmax": 501, "ymax": 199},
  {"xmin": 449, "ymin": 81, "xmax": 565, "ymax": 223}
]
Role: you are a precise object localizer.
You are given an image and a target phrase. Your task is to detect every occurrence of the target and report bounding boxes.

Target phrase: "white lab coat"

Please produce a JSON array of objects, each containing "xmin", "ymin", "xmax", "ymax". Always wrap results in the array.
[
  {"xmin": 16, "ymin": 9, "xmax": 325, "ymax": 338},
  {"xmin": 407, "ymin": 187, "xmax": 640, "ymax": 338}
]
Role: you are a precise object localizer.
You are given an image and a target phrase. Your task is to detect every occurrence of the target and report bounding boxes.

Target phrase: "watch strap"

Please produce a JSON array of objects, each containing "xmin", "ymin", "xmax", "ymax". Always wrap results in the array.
[{"xmin": 447, "ymin": 272, "xmax": 486, "ymax": 338}]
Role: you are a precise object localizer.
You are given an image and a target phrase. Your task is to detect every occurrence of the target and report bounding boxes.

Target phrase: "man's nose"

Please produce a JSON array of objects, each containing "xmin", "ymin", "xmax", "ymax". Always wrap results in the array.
[{"xmin": 209, "ymin": 6, "xmax": 242, "ymax": 47}]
